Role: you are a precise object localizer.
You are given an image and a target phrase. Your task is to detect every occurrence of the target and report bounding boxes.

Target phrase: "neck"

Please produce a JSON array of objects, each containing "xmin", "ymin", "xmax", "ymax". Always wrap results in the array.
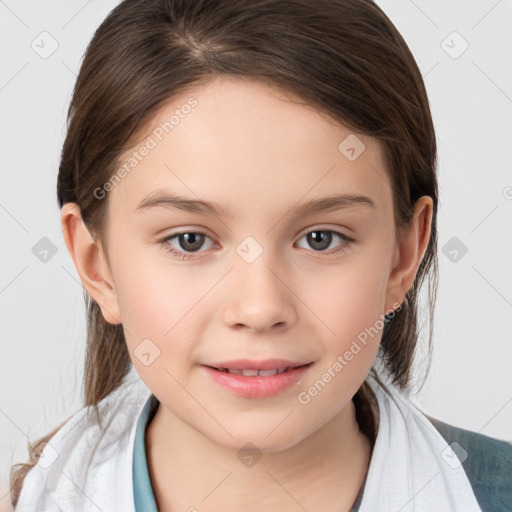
[{"xmin": 146, "ymin": 394, "xmax": 374, "ymax": 512}]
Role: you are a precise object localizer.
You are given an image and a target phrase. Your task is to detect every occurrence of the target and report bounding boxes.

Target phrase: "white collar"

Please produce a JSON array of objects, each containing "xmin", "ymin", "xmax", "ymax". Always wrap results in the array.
[
  {"xmin": 16, "ymin": 369, "xmax": 482, "ymax": 512},
  {"xmin": 360, "ymin": 373, "xmax": 482, "ymax": 511},
  {"xmin": 16, "ymin": 368, "xmax": 150, "ymax": 512}
]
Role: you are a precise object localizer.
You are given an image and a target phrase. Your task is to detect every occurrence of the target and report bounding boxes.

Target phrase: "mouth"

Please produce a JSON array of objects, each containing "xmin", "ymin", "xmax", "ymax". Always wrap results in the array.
[
  {"xmin": 202, "ymin": 359, "xmax": 313, "ymax": 398},
  {"xmin": 205, "ymin": 358, "xmax": 312, "ymax": 374},
  {"xmin": 208, "ymin": 366, "xmax": 306, "ymax": 376}
]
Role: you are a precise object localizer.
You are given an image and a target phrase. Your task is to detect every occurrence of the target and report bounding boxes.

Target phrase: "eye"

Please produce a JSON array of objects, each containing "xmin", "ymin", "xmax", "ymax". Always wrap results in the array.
[
  {"xmin": 161, "ymin": 230, "xmax": 215, "ymax": 260},
  {"xmin": 295, "ymin": 228, "xmax": 354, "ymax": 255}
]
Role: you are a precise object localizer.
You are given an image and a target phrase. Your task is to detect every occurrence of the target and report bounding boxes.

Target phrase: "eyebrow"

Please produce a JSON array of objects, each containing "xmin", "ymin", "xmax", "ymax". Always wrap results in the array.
[{"xmin": 135, "ymin": 190, "xmax": 376, "ymax": 218}]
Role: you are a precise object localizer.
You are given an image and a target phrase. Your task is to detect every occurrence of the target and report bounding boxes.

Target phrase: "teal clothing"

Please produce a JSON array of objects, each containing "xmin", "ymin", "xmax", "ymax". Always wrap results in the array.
[
  {"xmin": 426, "ymin": 415, "xmax": 512, "ymax": 512},
  {"xmin": 133, "ymin": 394, "xmax": 511, "ymax": 511},
  {"xmin": 133, "ymin": 394, "xmax": 159, "ymax": 512}
]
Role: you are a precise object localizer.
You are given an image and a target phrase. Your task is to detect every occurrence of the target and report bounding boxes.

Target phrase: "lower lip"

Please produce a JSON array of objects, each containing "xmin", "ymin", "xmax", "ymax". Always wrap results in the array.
[{"xmin": 202, "ymin": 364, "xmax": 312, "ymax": 399}]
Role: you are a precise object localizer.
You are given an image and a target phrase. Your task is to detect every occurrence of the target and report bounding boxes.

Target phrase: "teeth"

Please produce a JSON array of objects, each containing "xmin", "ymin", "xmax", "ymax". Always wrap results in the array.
[
  {"xmin": 258, "ymin": 369, "xmax": 278, "ymax": 377},
  {"xmin": 241, "ymin": 369, "xmax": 259, "ymax": 376},
  {"xmin": 220, "ymin": 367, "xmax": 292, "ymax": 376}
]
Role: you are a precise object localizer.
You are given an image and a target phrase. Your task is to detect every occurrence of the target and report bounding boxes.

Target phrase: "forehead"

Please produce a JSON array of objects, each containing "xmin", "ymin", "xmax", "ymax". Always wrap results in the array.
[{"xmin": 109, "ymin": 75, "xmax": 391, "ymax": 219}]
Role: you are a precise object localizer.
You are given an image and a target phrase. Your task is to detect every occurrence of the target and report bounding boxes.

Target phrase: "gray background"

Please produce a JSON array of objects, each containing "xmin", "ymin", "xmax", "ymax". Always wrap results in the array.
[{"xmin": 1, "ymin": 0, "xmax": 511, "ymax": 505}]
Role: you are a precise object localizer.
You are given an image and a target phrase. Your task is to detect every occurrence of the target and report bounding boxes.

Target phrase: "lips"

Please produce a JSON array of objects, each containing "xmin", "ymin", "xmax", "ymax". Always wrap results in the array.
[{"xmin": 202, "ymin": 359, "xmax": 313, "ymax": 398}]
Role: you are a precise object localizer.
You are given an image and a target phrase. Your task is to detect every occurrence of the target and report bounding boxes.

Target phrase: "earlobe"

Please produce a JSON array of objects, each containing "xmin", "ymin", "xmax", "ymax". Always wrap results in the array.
[
  {"xmin": 60, "ymin": 203, "xmax": 122, "ymax": 325},
  {"xmin": 384, "ymin": 196, "xmax": 433, "ymax": 312}
]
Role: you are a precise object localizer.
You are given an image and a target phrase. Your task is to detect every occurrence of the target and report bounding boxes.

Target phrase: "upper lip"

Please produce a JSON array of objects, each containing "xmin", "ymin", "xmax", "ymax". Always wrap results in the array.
[{"xmin": 205, "ymin": 359, "xmax": 312, "ymax": 371}]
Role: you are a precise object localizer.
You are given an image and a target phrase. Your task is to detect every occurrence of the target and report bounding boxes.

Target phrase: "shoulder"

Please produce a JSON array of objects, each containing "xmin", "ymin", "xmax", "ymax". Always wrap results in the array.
[
  {"xmin": 15, "ymin": 371, "xmax": 151, "ymax": 512},
  {"xmin": 425, "ymin": 414, "xmax": 512, "ymax": 512}
]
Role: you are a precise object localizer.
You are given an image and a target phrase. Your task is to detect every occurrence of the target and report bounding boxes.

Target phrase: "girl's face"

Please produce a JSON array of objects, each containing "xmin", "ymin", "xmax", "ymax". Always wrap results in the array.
[{"xmin": 98, "ymin": 75, "xmax": 415, "ymax": 451}]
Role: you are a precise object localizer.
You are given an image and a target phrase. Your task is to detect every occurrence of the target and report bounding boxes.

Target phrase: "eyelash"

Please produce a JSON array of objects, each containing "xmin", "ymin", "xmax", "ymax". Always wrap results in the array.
[{"xmin": 160, "ymin": 228, "xmax": 355, "ymax": 261}]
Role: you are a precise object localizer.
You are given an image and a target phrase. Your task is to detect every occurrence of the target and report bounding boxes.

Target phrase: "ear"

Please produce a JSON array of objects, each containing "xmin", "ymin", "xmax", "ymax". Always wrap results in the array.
[
  {"xmin": 384, "ymin": 195, "xmax": 433, "ymax": 313},
  {"xmin": 60, "ymin": 203, "xmax": 122, "ymax": 325}
]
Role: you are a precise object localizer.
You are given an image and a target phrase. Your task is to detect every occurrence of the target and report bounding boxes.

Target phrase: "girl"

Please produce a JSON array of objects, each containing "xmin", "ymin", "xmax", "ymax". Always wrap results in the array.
[{"xmin": 10, "ymin": 0, "xmax": 511, "ymax": 511}]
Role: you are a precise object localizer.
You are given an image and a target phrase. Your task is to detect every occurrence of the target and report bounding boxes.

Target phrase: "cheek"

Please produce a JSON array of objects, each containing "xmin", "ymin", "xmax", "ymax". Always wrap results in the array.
[
  {"xmin": 298, "ymin": 277, "xmax": 384, "ymax": 418},
  {"xmin": 116, "ymin": 281, "xmax": 195, "ymax": 400},
  {"xmin": 111, "ymin": 257, "xmax": 208, "ymax": 377},
  {"xmin": 110, "ymin": 241, "xmax": 181, "ymax": 334},
  {"xmin": 304, "ymin": 259, "xmax": 389, "ymax": 344}
]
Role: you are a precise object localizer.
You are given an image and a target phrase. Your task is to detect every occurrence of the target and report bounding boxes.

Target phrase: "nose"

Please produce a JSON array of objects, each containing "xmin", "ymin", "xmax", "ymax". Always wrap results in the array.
[{"xmin": 221, "ymin": 250, "xmax": 298, "ymax": 333}]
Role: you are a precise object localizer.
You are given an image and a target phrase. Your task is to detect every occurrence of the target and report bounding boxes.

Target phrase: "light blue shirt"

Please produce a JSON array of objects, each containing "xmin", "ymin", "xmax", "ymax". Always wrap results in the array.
[{"xmin": 133, "ymin": 393, "xmax": 160, "ymax": 512}]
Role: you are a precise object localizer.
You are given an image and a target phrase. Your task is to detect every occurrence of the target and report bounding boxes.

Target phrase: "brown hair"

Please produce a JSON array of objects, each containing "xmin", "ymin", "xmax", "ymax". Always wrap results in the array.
[{"xmin": 10, "ymin": 0, "xmax": 438, "ymax": 506}]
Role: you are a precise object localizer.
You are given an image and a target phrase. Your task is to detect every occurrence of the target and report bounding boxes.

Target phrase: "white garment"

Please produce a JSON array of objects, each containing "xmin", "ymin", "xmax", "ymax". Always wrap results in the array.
[
  {"xmin": 15, "ymin": 368, "xmax": 149, "ymax": 512},
  {"xmin": 15, "ymin": 367, "xmax": 483, "ymax": 512},
  {"xmin": 359, "ymin": 374, "xmax": 483, "ymax": 512}
]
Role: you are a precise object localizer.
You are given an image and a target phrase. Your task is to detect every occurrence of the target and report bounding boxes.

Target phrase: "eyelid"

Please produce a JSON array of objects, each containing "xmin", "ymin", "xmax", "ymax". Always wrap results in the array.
[
  {"xmin": 162, "ymin": 229, "xmax": 215, "ymax": 247},
  {"xmin": 158, "ymin": 226, "xmax": 215, "ymax": 243},
  {"xmin": 295, "ymin": 224, "xmax": 354, "ymax": 239}
]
